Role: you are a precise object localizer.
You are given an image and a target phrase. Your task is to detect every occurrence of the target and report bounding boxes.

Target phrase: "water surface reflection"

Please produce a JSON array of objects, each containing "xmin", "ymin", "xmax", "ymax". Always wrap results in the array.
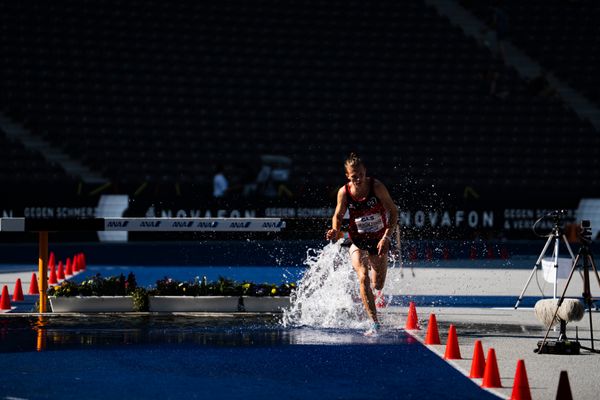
[{"xmin": 0, "ymin": 314, "xmax": 412, "ymax": 353}]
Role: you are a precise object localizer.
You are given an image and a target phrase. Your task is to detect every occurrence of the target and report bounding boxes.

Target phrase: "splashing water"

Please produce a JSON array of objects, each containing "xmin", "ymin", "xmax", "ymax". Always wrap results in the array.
[{"xmin": 281, "ymin": 241, "xmax": 368, "ymax": 329}]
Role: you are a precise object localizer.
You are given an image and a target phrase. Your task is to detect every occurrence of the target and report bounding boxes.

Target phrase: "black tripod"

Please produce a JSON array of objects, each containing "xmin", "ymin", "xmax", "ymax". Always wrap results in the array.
[
  {"xmin": 537, "ymin": 221, "xmax": 600, "ymax": 354},
  {"xmin": 515, "ymin": 211, "xmax": 576, "ymax": 309}
]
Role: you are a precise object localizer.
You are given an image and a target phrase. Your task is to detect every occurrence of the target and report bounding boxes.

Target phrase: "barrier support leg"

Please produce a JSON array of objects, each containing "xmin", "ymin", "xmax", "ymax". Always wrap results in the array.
[{"xmin": 38, "ymin": 231, "xmax": 48, "ymax": 313}]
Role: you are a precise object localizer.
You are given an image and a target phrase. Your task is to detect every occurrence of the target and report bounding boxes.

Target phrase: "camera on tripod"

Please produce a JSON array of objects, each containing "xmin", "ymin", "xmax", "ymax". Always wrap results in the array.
[
  {"xmin": 535, "ymin": 218, "xmax": 600, "ymax": 354},
  {"xmin": 580, "ymin": 220, "xmax": 592, "ymax": 245}
]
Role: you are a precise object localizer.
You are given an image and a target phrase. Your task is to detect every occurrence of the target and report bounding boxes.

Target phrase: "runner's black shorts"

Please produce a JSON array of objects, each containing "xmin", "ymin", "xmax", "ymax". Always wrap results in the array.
[{"xmin": 350, "ymin": 237, "xmax": 381, "ymax": 255}]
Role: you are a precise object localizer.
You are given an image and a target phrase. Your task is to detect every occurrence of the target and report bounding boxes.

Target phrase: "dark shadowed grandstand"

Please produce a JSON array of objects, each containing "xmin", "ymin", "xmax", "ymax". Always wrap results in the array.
[{"xmin": 0, "ymin": 0, "xmax": 599, "ymax": 239}]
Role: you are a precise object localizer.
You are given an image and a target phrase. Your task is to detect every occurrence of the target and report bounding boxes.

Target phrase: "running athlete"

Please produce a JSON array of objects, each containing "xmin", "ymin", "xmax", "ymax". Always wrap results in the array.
[{"xmin": 326, "ymin": 153, "xmax": 398, "ymax": 335}]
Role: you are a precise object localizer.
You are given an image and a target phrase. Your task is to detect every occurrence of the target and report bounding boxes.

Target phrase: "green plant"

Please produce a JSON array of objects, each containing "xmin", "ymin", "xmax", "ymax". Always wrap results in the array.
[
  {"xmin": 48, "ymin": 280, "xmax": 80, "ymax": 297},
  {"xmin": 48, "ymin": 273, "xmax": 139, "ymax": 297},
  {"xmin": 150, "ymin": 276, "xmax": 296, "ymax": 297},
  {"xmin": 241, "ymin": 282, "xmax": 296, "ymax": 296},
  {"xmin": 131, "ymin": 287, "xmax": 149, "ymax": 311},
  {"xmin": 47, "ymin": 273, "xmax": 297, "ymax": 299}
]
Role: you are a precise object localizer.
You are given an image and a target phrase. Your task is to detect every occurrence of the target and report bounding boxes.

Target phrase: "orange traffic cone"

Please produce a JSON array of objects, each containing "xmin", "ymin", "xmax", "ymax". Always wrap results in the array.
[
  {"xmin": 28, "ymin": 273, "xmax": 39, "ymax": 295},
  {"xmin": 48, "ymin": 264, "xmax": 58, "ymax": 285},
  {"xmin": 510, "ymin": 359, "xmax": 532, "ymax": 400},
  {"xmin": 555, "ymin": 371, "xmax": 573, "ymax": 400},
  {"xmin": 481, "ymin": 348, "xmax": 502, "ymax": 388},
  {"xmin": 48, "ymin": 251, "xmax": 55, "ymax": 269},
  {"xmin": 73, "ymin": 254, "xmax": 80, "ymax": 272},
  {"xmin": 1, "ymin": 285, "xmax": 11, "ymax": 310},
  {"xmin": 80, "ymin": 253, "xmax": 87, "ymax": 270},
  {"xmin": 469, "ymin": 340, "xmax": 486, "ymax": 378},
  {"xmin": 57, "ymin": 261, "xmax": 65, "ymax": 280},
  {"xmin": 405, "ymin": 301, "xmax": 420, "ymax": 330},
  {"xmin": 425, "ymin": 313, "xmax": 441, "ymax": 344},
  {"xmin": 12, "ymin": 278, "xmax": 24, "ymax": 302},
  {"xmin": 65, "ymin": 258, "xmax": 73, "ymax": 276},
  {"xmin": 444, "ymin": 324, "xmax": 462, "ymax": 359}
]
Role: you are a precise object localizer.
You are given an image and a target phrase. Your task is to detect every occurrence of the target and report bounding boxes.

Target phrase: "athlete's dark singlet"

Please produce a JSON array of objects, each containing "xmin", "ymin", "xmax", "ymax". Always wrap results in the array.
[{"xmin": 345, "ymin": 178, "xmax": 388, "ymax": 254}]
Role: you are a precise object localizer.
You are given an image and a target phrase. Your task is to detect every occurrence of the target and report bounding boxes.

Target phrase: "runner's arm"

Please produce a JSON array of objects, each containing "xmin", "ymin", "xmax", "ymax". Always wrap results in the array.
[{"xmin": 326, "ymin": 186, "xmax": 347, "ymax": 240}]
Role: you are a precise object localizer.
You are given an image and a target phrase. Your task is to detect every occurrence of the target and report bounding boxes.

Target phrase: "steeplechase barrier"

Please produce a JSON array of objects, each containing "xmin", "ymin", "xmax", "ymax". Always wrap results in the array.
[{"xmin": 0, "ymin": 217, "xmax": 286, "ymax": 312}]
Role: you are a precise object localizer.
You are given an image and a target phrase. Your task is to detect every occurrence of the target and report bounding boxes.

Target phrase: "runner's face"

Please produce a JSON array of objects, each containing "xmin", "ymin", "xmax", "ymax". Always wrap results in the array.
[{"xmin": 346, "ymin": 166, "xmax": 366, "ymax": 187}]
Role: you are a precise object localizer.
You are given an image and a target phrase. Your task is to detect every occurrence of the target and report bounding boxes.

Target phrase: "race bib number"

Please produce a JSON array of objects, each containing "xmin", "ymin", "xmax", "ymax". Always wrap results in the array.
[{"xmin": 355, "ymin": 213, "xmax": 384, "ymax": 233}]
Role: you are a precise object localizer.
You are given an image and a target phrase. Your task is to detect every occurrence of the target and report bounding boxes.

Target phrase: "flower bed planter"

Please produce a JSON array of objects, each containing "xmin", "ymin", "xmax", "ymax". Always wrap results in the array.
[
  {"xmin": 49, "ymin": 296, "xmax": 135, "ymax": 313},
  {"xmin": 47, "ymin": 274, "xmax": 295, "ymax": 313},
  {"xmin": 148, "ymin": 296, "xmax": 291, "ymax": 312},
  {"xmin": 149, "ymin": 296, "xmax": 242, "ymax": 312},
  {"xmin": 242, "ymin": 296, "xmax": 291, "ymax": 312}
]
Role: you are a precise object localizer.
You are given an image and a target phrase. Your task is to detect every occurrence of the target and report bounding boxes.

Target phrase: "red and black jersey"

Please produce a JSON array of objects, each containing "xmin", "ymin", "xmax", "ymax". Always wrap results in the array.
[{"xmin": 345, "ymin": 178, "xmax": 388, "ymax": 243}]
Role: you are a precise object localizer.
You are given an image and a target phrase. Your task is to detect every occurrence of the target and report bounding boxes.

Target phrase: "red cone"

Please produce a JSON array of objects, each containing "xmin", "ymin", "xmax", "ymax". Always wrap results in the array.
[
  {"xmin": 405, "ymin": 301, "xmax": 420, "ymax": 330},
  {"xmin": 28, "ymin": 273, "xmax": 40, "ymax": 295},
  {"xmin": 65, "ymin": 258, "xmax": 73, "ymax": 276},
  {"xmin": 469, "ymin": 340, "xmax": 486, "ymax": 378},
  {"xmin": 425, "ymin": 313, "xmax": 441, "ymax": 344},
  {"xmin": 57, "ymin": 261, "xmax": 65, "ymax": 280},
  {"xmin": 80, "ymin": 253, "xmax": 87, "ymax": 270},
  {"xmin": 510, "ymin": 359, "xmax": 532, "ymax": 400},
  {"xmin": 1, "ymin": 285, "xmax": 11, "ymax": 310},
  {"xmin": 48, "ymin": 264, "xmax": 58, "ymax": 285},
  {"xmin": 443, "ymin": 246, "xmax": 450, "ymax": 260},
  {"xmin": 444, "ymin": 324, "xmax": 462, "ymax": 359},
  {"xmin": 73, "ymin": 254, "xmax": 80, "ymax": 272},
  {"xmin": 12, "ymin": 279, "xmax": 24, "ymax": 302},
  {"xmin": 482, "ymin": 348, "xmax": 502, "ymax": 388},
  {"xmin": 555, "ymin": 371, "xmax": 573, "ymax": 400},
  {"xmin": 48, "ymin": 251, "xmax": 55, "ymax": 269}
]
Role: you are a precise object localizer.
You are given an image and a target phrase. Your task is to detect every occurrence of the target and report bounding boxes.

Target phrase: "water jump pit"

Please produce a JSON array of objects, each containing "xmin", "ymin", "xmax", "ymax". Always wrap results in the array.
[
  {"xmin": 3, "ymin": 217, "xmax": 578, "ymax": 399},
  {"xmin": 0, "ymin": 313, "xmax": 504, "ymax": 400}
]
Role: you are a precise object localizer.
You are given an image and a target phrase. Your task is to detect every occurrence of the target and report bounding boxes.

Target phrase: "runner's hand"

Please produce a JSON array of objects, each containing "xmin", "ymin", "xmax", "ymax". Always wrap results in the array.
[
  {"xmin": 326, "ymin": 229, "xmax": 339, "ymax": 240},
  {"xmin": 377, "ymin": 236, "xmax": 390, "ymax": 255}
]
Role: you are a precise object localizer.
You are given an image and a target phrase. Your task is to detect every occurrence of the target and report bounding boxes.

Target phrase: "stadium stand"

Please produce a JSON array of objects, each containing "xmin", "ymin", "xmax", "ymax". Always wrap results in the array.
[
  {"xmin": 459, "ymin": 0, "xmax": 600, "ymax": 106},
  {"xmin": 0, "ymin": 0, "xmax": 598, "ymax": 203},
  {"xmin": 0, "ymin": 128, "xmax": 73, "ymax": 185}
]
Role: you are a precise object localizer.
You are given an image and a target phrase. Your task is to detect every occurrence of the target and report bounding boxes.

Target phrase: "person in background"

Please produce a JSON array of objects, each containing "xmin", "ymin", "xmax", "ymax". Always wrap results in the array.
[
  {"xmin": 212, "ymin": 163, "xmax": 228, "ymax": 198},
  {"xmin": 326, "ymin": 152, "xmax": 398, "ymax": 336}
]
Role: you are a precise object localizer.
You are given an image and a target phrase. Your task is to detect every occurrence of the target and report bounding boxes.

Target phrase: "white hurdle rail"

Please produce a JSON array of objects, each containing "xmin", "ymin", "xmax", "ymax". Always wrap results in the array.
[
  {"xmin": 0, "ymin": 217, "xmax": 285, "ymax": 232},
  {"xmin": 0, "ymin": 217, "xmax": 286, "ymax": 313}
]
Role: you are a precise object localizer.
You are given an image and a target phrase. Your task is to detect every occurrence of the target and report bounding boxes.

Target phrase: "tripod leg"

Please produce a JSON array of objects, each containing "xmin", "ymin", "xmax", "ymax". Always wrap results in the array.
[
  {"xmin": 563, "ymin": 235, "xmax": 584, "ymax": 281},
  {"xmin": 538, "ymin": 253, "xmax": 581, "ymax": 353},
  {"xmin": 584, "ymin": 255, "xmax": 596, "ymax": 351},
  {"xmin": 515, "ymin": 266, "xmax": 539, "ymax": 309},
  {"xmin": 587, "ymin": 269, "xmax": 595, "ymax": 351},
  {"xmin": 589, "ymin": 254, "xmax": 600, "ymax": 290},
  {"xmin": 553, "ymin": 237, "xmax": 560, "ymax": 299},
  {"xmin": 515, "ymin": 235, "xmax": 553, "ymax": 309},
  {"xmin": 562, "ymin": 235, "xmax": 576, "ymax": 259}
]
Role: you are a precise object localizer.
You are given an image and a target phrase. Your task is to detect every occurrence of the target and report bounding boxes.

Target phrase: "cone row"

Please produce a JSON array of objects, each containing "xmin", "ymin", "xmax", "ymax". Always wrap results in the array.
[
  {"xmin": 48, "ymin": 252, "xmax": 88, "ymax": 284},
  {"xmin": 420, "ymin": 323, "xmax": 541, "ymax": 399}
]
